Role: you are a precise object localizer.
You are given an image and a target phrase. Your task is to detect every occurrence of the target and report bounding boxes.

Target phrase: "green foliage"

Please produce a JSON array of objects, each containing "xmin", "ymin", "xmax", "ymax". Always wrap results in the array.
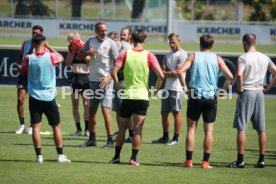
[
  {"xmin": 244, "ymin": 0, "xmax": 276, "ymax": 21},
  {"xmin": 175, "ymin": 0, "xmax": 276, "ymax": 22},
  {"xmin": 15, "ymin": 0, "xmax": 54, "ymax": 17}
]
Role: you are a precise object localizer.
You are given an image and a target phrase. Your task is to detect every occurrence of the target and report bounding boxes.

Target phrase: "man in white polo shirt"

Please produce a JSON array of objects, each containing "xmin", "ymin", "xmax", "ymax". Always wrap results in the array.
[{"xmin": 77, "ymin": 21, "xmax": 119, "ymax": 148}]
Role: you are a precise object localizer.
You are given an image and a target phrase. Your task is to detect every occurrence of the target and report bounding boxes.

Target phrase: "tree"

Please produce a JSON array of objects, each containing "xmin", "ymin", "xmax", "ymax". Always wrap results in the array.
[
  {"xmin": 131, "ymin": 0, "xmax": 145, "ymax": 20},
  {"xmin": 243, "ymin": 0, "xmax": 276, "ymax": 21},
  {"xmin": 15, "ymin": 0, "xmax": 29, "ymax": 16},
  {"xmin": 15, "ymin": 0, "xmax": 53, "ymax": 17},
  {"xmin": 72, "ymin": 0, "xmax": 83, "ymax": 18},
  {"xmin": 29, "ymin": 0, "xmax": 54, "ymax": 16}
]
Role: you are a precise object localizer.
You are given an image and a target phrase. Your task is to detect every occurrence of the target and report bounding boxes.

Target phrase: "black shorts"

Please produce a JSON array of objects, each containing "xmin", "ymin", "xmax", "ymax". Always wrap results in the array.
[
  {"xmin": 186, "ymin": 96, "xmax": 217, "ymax": 123},
  {"xmin": 120, "ymin": 99, "xmax": 149, "ymax": 118},
  {"xmin": 69, "ymin": 73, "xmax": 90, "ymax": 94},
  {"xmin": 29, "ymin": 96, "xmax": 60, "ymax": 125},
  {"xmin": 17, "ymin": 76, "xmax": 28, "ymax": 90}
]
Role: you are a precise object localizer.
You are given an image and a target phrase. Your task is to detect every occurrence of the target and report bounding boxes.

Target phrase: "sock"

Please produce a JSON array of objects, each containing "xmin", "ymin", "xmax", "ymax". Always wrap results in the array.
[
  {"xmin": 129, "ymin": 129, "xmax": 134, "ymax": 138},
  {"xmin": 76, "ymin": 122, "xmax": 81, "ymax": 131},
  {"xmin": 258, "ymin": 154, "xmax": 265, "ymax": 163},
  {"xmin": 35, "ymin": 147, "xmax": 41, "ymax": 156},
  {"xmin": 237, "ymin": 154, "xmax": 244, "ymax": 164},
  {"xmin": 108, "ymin": 135, "xmax": 114, "ymax": 143},
  {"xmin": 84, "ymin": 120, "xmax": 89, "ymax": 131},
  {"xmin": 89, "ymin": 132, "xmax": 96, "ymax": 141},
  {"xmin": 131, "ymin": 149, "xmax": 139, "ymax": 161},
  {"xmin": 172, "ymin": 133, "xmax": 179, "ymax": 141},
  {"xmin": 19, "ymin": 118, "xmax": 25, "ymax": 125},
  {"xmin": 114, "ymin": 146, "xmax": 122, "ymax": 159},
  {"xmin": 163, "ymin": 132, "xmax": 169, "ymax": 140},
  {"xmin": 56, "ymin": 147, "xmax": 63, "ymax": 155},
  {"xmin": 186, "ymin": 151, "xmax": 193, "ymax": 160},
  {"xmin": 203, "ymin": 152, "xmax": 211, "ymax": 162}
]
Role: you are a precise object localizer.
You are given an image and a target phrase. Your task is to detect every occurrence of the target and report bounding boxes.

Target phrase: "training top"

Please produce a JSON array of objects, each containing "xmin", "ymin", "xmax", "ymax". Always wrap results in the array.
[
  {"xmin": 68, "ymin": 40, "xmax": 89, "ymax": 74},
  {"xmin": 163, "ymin": 49, "xmax": 188, "ymax": 91},
  {"xmin": 189, "ymin": 52, "xmax": 220, "ymax": 97},
  {"xmin": 115, "ymin": 48, "xmax": 161, "ymax": 100},
  {"xmin": 81, "ymin": 36, "xmax": 119, "ymax": 82},
  {"xmin": 119, "ymin": 41, "xmax": 133, "ymax": 52},
  {"xmin": 19, "ymin": 39, "xmax": 32, "ymax": 64},
  {"xmin": 117, "ymin": 41, "xmax": 133, "ymax": 81},
  {"xmin": 22, "ymin": 50, "xmax": 63, "ymax": 101},
  {"xmin": 238, "ymin": 51, "xmax": 275, "ymax": 91}
]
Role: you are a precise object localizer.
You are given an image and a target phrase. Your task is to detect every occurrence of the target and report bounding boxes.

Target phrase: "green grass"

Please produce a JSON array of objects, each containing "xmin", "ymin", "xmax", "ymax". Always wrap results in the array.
[
  {"xmin": 1, "ymin": 36, "xmax": 276, "ymax": 54},
  {"xmin": 0, "ymin": 87, "xmax": 276, "ymax": 184}
]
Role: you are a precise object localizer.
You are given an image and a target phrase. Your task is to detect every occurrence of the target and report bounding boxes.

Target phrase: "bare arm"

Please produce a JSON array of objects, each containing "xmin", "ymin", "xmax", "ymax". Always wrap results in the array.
[
  {"xmin": 162, "ymin": 62, "xmax": 178, "ymax": 78},
  {"xmin": 65, "ymin": 45, "xmax": 76, "ymax": 66},
  {"xmin": 153, "ymin": 66, "xmax": 164, "ymax": 95},
  {"xmin": 264, "ymin": 64, "xmax": 276, "ymax": 93},
  {"xmin": 84, "ymin": 56, "xmax": 91, "ymax": 64},
  {"xmin": 45, "ymin": 41, "xmax": 64, "ymax": 62},
  {"xmin": 111, "ymin": 65, "xmax": 123, "ymax": 90},
  {"xmin": 236, "ymin": 66, "xmax": 245, "ymax": 94},
  {"xmin": 177, "ymin": 54, "xmax": 194, "ymax": 92},
  {"xmin": 178, "ymin": 54, "xmax": 194, "ymax": 74},
  {"xmin": 218, "ymin": 56, "xmax": 234, "ymax": 91}
]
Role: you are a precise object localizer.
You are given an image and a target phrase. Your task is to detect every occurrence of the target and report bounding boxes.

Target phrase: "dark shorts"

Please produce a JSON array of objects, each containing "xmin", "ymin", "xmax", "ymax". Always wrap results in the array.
[
  {"xmin": 112, "ymin": 80, "xmax": 125, "ymax": 112},
  {"xmin": 120, "ymin": 99, "xmax": 149, "ymax": 118},
  {"xmin": 186, "ymin": 96, "xmax": 217, "ymax": 123},
  {"xmin": 17, "ymin": 76, "xmax": 28, "ymax": 90},
  {"xmin": 29, "ymin": 96, "xmax": 60, "ymax": 126},
  {"xmin": 69, "ymin": 73, "xmax": 90, "ymax": 94}
]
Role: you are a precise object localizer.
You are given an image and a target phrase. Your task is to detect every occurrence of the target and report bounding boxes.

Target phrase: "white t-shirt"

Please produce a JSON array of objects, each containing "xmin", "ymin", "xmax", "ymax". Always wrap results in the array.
[
  {"xmin": 119, "ymin": 41, "xmax": 133, "ymax": 52},
  {"xmin": 81, "ymin": 37, "xmax": 119, "ymax": 82},
  {"xmin": 238, "ymin": 51, "xmax": 275, "ymax": 91},
  {"xmin": 163, "ymin": 49, "xmax": 188, "ymax": 91}
]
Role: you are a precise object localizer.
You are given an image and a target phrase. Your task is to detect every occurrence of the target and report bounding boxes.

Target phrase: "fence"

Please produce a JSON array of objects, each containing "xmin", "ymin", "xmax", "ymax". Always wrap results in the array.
[{"xmin": 1, "ymin": 0, "xmax": 275, "ymax": 23}]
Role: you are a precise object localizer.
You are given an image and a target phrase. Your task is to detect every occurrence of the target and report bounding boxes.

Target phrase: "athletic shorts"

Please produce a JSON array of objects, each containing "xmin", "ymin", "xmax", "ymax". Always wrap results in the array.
[
  {"xmin": 29, "ymin": 96, "xmax": 60, "ymax": 126},
  {"xmin": 112, "ymin": 80, "xmax": 125, "ymax": 112},
  {"xmin": 233, "ymin": 90, "xmax": 265, "ymax": 131},
  {"xmin": 161, "ymin": 90, "xmax": 184, "ymax": 112},
  {"xmin": 17, "ymin": 76, "xmax": 28, "ymax": 90},
  {"xmin": 120, "ymin": 99, "xmax": 149, "ymax": 118},
  {"xmin": 89, "ymin": 81, "xmax": 113, "ymax": 108},
  {"xmin": 186, "ymin": 96, "xmax": 217, "ymax": 123},
  {"xmin": 69, "ymin": 73, "xmax": 90, "ymax": 94}
]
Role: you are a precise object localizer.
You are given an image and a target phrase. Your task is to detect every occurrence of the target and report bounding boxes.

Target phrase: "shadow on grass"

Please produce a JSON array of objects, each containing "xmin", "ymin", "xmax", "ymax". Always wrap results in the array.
[
  {"xmin": 13, "ymin": 143, "xmax": 115, "ymax": 149},
  {"xmin": 0, "ymin": 159, "xmax": 34, "ymax": 163},
  {"xmin": 41, "ymin": 137, "xmax": 108, "ymax": 142},
  {"xmin": 0, "ymin": 131, "xmax": 16, "ymax": 134},
  {"xmin": 245, "ymin": 149, "xmax": 276, "ymax": 160},
  {"xmin": 1, "ymin": 158, "xmax": 276, "ymax": 167}
]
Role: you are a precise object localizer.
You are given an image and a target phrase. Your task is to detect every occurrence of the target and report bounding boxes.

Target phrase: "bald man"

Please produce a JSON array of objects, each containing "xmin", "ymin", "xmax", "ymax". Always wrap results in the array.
[{"xmin": 229, "ymin": 33, "xmax": 276, "ymax": 168}]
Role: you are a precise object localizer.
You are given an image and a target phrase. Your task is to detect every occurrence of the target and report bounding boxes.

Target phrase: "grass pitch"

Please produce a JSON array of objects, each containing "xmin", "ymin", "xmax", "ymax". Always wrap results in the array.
[
  {"xmin": 1, "ymin": 36, "xmax": 276, "ymax": 55},
  {"xmin": 0, "ymin": 87, "xmax": 275, "ymax": 184}
]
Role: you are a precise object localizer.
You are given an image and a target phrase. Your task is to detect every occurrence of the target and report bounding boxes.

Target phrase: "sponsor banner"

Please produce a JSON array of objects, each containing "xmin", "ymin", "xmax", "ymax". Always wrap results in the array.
[
  {"xmin": 173, "ymin": 22, "xmax": 276, "ymax": 44},
  {"xmin": 0, "ymin": 18, "xmax": 167, "ymax": 41},
  {"xmin": 1, "ymin": 48, "xmax": 276, "ymax": 94},
  {"xmin": 0, "ymin": 18, "xmax": 276, "ymax": 44},
  {"xmin": 271, "ymin": 28, "xmax": 276, "ymax": 42}
]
